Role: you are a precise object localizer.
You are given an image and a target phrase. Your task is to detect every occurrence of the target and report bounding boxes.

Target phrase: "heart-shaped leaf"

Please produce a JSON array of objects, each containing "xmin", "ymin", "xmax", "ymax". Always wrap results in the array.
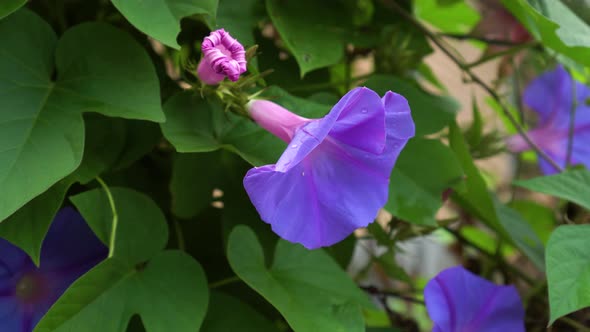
[
  {"xmin": 227, "ymin": 225, "xmax": 372, "ymax": 332},
  {"xmin": 546, "ymin": 224, "xmax": 590, "ymax": 324},
  {"xmin": 111, "ymin": 0, "xmax": 218, "ymax": 48},
  {"xmin": 35, "ymin": 188, "xmax": 208, "ymax": 332},
  {"xmin": 0, "ymin": 10, "xmax": 164, "ymax": 223}
]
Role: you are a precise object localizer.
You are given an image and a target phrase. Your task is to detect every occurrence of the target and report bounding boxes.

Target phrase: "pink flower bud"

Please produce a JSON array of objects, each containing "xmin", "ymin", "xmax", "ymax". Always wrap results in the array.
[{"xmin": 197, "ymin": 29, "xmax": 247, "ymax": 85}]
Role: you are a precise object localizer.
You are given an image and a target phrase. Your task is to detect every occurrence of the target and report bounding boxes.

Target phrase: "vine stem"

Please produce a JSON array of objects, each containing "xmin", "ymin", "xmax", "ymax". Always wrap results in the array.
[
  {"xmin": 443, "ymin": 226, "xmax": 536, "ymax": 285},
  {"xmin": 438, "ymin": 33, "xmax": 523, "ymax": 46},
  {"xmin": 360, "ymin": 286, "xmax": 425, "ymax": 305},
  {"xmin": 380, "ymin": 0, "xmax": 564, "ymax": 173},
  {"xmin": 465, "ymin": 41, "xmax": 540, "ymax": 69},
  {"xmin": 96, "ymin": 177, "xmax": 118, "ymax": 258},
  {"xmin": 559, "ymin": 316, "xmax": 590, "ymax": 332}
]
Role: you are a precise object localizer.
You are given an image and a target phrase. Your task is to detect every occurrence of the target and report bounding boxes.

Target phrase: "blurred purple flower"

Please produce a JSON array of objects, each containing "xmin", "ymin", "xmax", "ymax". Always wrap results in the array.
[
  {"xmin": 506, "ymin": 65, "xmax": 590, "ymax": 174},
  {"xmin": 424, "ymin": 266, "xmax": 525, "ymax": 332},
  {"xmin": 243, "ymin": 87, "xmax": 415, "ymax": 249},
  {"xmin": 0, "ymin": 207, "xmax": 107, "ymax": 331},
  {"xmin": 197, "ymin": 29, "xmax": 247, "ymax": 85}
]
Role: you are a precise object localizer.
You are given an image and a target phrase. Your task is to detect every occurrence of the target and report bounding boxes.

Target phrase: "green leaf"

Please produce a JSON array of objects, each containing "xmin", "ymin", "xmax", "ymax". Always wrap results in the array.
[
  {"xmin": 464, "ymin": 98, "xmax": 483, "ymax": 149},
  {"xmin": 515, "ymin": 168, "xmax": 590, "ymax": 211},
  {"xmin": 385, "ymin": 138, "xmax": 464, "ymax": 226},
  {"xmin": 266, "ymin": 0, "xmax": 349, "ymax": 76},
  {"xmin": 75, "ymin": 115, "xmax": 127, "ymax": 184},
  {"xmin": 254, "ymin": 30, "xmax": 331, "ymax": 90},
  {"xmin": 201, "ymin": 291, "xmax": 280, "ymax": 332},
  {"xmin": 227, "ymin": 225, "xmax": 372, "ymax": 332},
  {"xmin": 221, "ymin": 176, "xmax": 279, "ymax": 261},
  {"xmin": 449, "ymin": 122, "xmax": 545, "ymax": 269},
  {"xmin": 415, "ymin": 0, "xmax": 481, "ymax": 33},
  {"xmin": 39, "ymin": 251, "xmax": 207, "ymax": 332},
  {"xmin": 70, "ymin": 188, "xmax": 169, "ymax": 261},
  {"xmin": 561, "ymin": 0, "xmax": 590, "ymax": 25},
  {"xmin": 111, "ymin": 0, "xmax": 219, "ymax": 48},
  {"xmin": 216, "ymin": 0, "xmax": 262, "ymax": 47},
  {"xmin": 112, "ymin": 120, "xmax": 162, "ymax": 171},
  {"xmin": 0, "ymin": 181, "xmax": 70, "ymax": 265},
  {"xmin": 546, "ymin": 224, "xmax": 590, "ymax": 324},
  {"xmin": 374, "ymin": 253, "xmax": 412, "ymax": 284},
  {"xmin": 366, "ymin": 328, "xmax": 403, "ymax": 332},
  {"xmin": 324, "ymin": 235, "xmax": 357, "ymax": 269},
  {"xmin": 161, "ymin": 87, "xmax": 328, "ymax": 165},
  {"xmin": 36, "ymin": 188, "xmax": 208, "ymax": 332},
  {"xmin": 0, "ymin": 9, "xmax": 164, "ymax": 223},
  {"xmin": 493, "ymin": 199, "xmax": 546, "ymax": 269},
  {"xmin": 0, "ymin": 0, "xmax": 25, "ymax": 19},
  {"xmin": 448, "ymin": 122, "xmax": 499, "ymax": 228},
  {"xmin": 502, "ymin": 0, "xmax": 590, "ymax": 67},
  {"xmin": 0, "ymin": 115, "xmax": 128, "ymax": 264},
  {"xmin": 364, "ymin": 75, "xmax": 459, "ymax": 136},
  {"xmin": 510, "ymin": 200, "xmax": 556, "ymax": 244},
  {"xmin": 171, "ymin": 150, "xmax": 245, "ymax": 219}
]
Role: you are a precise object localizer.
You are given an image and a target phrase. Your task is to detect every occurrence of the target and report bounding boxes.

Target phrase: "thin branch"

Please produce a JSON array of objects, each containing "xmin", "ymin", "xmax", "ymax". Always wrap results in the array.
[
  {"xmin": 443, "ymin": 226, "xmax": 536, "ymax": 286},
  {"xmin": 465, "ymin": 41, "xmax": 540, "ymax": 69},
  {"xmin": 559, "ymin": 316, "xmax": 590, "ymax": 332},
  {"xmin": 361, "ymin": 286, "xmax": 425, "ymax": 305},
  {"xmin": 380, "ymin": 0, "xmax": 564, "ymax": 173},
  {"xmin": 438, "ymin": 33, "xmax": 528, "ymax": 46}
]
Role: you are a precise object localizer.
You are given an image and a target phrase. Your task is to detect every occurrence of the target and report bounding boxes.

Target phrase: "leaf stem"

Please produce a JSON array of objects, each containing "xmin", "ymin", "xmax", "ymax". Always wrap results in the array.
[
  {"xmin": 95, "ymin": 177, "xmax": 118, "ymax": 258},
  {"xmin": 379, "ymin": 0, "xmax": 563, "ymax": 173},
  {"xmin": 173, "ymin": 218, "xmax": 186, "ymax": 251},
  {"xmin": 208, "ymin": 275, "xmax": 241, "ymax": 289}
]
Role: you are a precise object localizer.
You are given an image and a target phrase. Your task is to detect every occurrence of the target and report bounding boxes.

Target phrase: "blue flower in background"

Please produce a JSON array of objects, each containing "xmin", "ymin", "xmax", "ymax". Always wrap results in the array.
[
  {"xmin": 0, "ymin": 207, "xmax": 107, "ymax": 331},
  {"xmin": 506, "ymin": 65, "xmax": 590, "ymax": 174},
  {"xmin": 244, "ymin": 87, "xmax": 415, "ymax": 249},
  {"xmin": 424, "ymin": 266, "xmax": 525, "ymax": 332}
]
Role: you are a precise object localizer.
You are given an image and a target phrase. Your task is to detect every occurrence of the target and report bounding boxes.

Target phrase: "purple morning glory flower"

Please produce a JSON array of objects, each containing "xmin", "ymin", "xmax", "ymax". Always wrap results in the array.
[
  {"xmin": 506, "ymin": 65, "xmax": 590, "ymax": 174},
  {"xmin": 197, "ymin": 29, "xmax": 247, "ymax": 85},
  {"xmin": 0, "ymin": 207, "xmax": 107, "ymax": 331},
  {"xmin": 424, "ymin": 266, "xmax": 525, "ymax": 332},
  {"xmin": 243, "ymin": 87, "xmax": 415, "ymax": 249}
]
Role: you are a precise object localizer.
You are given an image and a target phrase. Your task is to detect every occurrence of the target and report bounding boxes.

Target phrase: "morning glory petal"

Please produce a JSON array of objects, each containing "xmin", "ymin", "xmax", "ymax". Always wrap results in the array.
[
  {"xmin": 0, "ymin": 301, "xmax": 22, "ymax": 332},
  {"xmin": 0, "ymin": 238, "xmax": 30, "ymax": 280},
  {"xmin": 507, "ymin": 65, "xmax": 590, "ymax": 174},
  {"xmin": 424, "ymin": 266, "xmax": 525, "ymax": 332},
  {"xmin": 39, "ymin": 207, "xmax": 107, "ymax": 272},
  {"xmin": 523, "ymin": 65, "xmax": 572, "ymax": 127},
  {"xmin": 328, "ymin": 87, "xmax": 386, "ymax": 154},
  {"xmin": 244, "ymin": 87, "xmax": 415, "ymax": 248}
]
